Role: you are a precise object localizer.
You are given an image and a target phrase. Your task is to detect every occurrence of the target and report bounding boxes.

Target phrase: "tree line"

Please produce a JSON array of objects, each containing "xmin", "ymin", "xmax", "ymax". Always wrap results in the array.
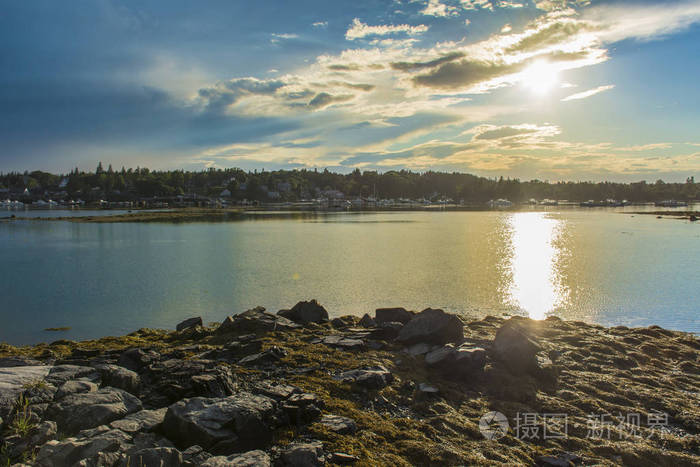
[{"xmin": 0, "ymin": 164, "xmax": 697, "ymax": 203}]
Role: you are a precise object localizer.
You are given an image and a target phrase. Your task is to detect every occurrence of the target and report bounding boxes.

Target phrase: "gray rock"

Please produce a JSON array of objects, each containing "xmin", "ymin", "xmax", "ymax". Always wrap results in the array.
[
  {"xmin": 117, "ymin": 348, "xmax": 160, "ymax": 372},
  {"xmin": 404, "ymin": 342, "xmax": 435, "ymax": 356},
  {"xmin": 491, "ymin": 318, "xmax": 542, "ymax": 374},
  {"xmin": 279, "ymin": 441, "xmax": 325, "ymax": 467},
  {"xmin": 0, "ymin": 356, "xmax": 45, "ymax": 367},
  {"xmin": 177, "ymin": 317, "xmax": 203, "ymax": 332},
  {"xmin": 317, "ymin": 335, "xmax": 365, "ymax": 351},
  {"xmin": 238, "ymin": 346, "xmax": 287, "ymax": 366},
  {"xmin": 370, "ymin": 322, "xmax": 403, "ymax": 340},
  {"xmin": 201, "ymin": 450, "xmax": 271, "ymax": 467},
  {"xmin": 162, "ymin": 393, "xmax": 277, "ymax": 453},
  {"xmin": 45, "ymin": 387, "xmax": 143, "ymax": 434},
  {"xmin": 282, "ymin": 393, "xmax": 324, "ymax": 425},
  {"xmin": 335, "ymin": 365, "xmax": 393, "ymax": 390},
  {"xmin": 358, "ymin": 314, "xmax": 376, "ymax": 328},
  {"xmin": 125, "ymin": 447, "xmax": 184, "ymax": 467},
  {"xmin": 253, "ymin": 381, "xmax": 301, "ymax": 401},
  {"xmin": 182, "ymin": 445, "xmax": 212, "ymax": 466},
  {"xmin": 425, "ymin": 344, "xmax": 486, "ymax": 379},
  {"xmin": 331, "ymin": 452, "xmax": 359, "ymax": 464},
  {"xmin": 375, "ymin": 307, "xmax": 414, "ymax": 324},
  {"xmin": 139, "ymin": 359, "xmax": 235, "ymax": 408},
  {"xmin": 110, "ymin": 407, "xmax": 167, "ymax": 433},
  {"xmin": 45, "ymin": 365, "xmax": 100, "ymax": 387},
  {"xmin": 35, "ymin": 428, "xmax": 133, "ymax": 467},
  {"xmin": 320, "ymin": 414, "xmax": 357, "ymax": 434},
  {"xmin": 425, "ymin": 344, "xmax": 455, "ymax": 366},
  {"xmin": 55, "ymin": 379, "xmax": 98, "ymax": 400},
  {"xmin": 397, "ymin": 308, "xmax": 463, "ymax": 345},
  {"xmin": 93, "ymin": 364, "xmax": 140, "ymax": 394},
  {"xmin": 216, "ymin": 307, "xmax": 299, "ymax": 335},
  {"xmin": 418, "ymin": 383, "xmax": 439, "ymax": 393},
  {"xmin": 0, "ymin": 365, "xmax": 52, "ymax": 419},
  {"xmin": 330, "ymin": 316, "xmax": 360, "ymax": 329},
  {"xmin": 278, "ymin": 300, "xmax": 329, "ymax": 324}
]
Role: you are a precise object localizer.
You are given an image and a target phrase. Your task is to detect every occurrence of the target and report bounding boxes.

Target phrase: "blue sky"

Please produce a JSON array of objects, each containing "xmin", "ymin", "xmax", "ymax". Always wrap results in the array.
[{"xmin": 1, "ymin": 0, "xmax": 699, "ymax": 181}]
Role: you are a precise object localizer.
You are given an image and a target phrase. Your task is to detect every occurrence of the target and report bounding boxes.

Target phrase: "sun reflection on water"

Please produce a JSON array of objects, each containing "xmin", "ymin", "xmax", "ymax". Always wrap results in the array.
[{"xmin": 506, "ymin": 212, "xmax": 567, "ymax": 320}]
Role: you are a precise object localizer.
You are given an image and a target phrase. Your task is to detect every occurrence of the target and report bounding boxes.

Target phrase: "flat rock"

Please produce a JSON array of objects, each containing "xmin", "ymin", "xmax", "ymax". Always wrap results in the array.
[
  {"xmin": 335, "ymin": 365, "xmax": 393, "ymax": 390},
  {"xmin": 317, "ymin": 335, "xmax": 365, "ymax": 351},
  {"xmin": 0, "ymin": 356, "xmax": 45, "ymax": 367},
  {"xmin": 55, "ymin": 379, "xmax": 98, "ymax": 400},
  {"xmin": 321, "ymin": 414, "xmax": 357, "ymax": 434},
  {"xmin": 45, "ymin": 365, "xmax": 100, "ymax": 387},
  {"xmin": 177, "ymin": 316, "xmax": 203, "ymax": 332},
  {"xmin": 425, "ymin": 344, "xmax": 487, "ymax": 379},
  {"xmin": 375, "ymin": 307, "xmax": 414, "ymax": 324},
  {"xmin": 253, "ymin": 381, "xmax": 301, "ymax": 401},
  {"xmin": 404, "ymin": 342, "xmax": 436, "ymax": 356},
  {"xmin": 331, "ymin": 452, "xmax": 359, "ymax": 464},
  {"xmin": 216, "ymin": 307, "xmax": 299, "ymax": 335},
  {"xmin": 161, "ymin": 393, "xmax": 277, "ymax": 453},
  {"xmin": 202, "ymin": 450, "xmax": 271, "ymax": 467},
  {"xmin": 238, "ymin": 346, "xmax": 287, "ymax": 366},
  {"xmin": 45, "ymin": 387, "xmax": 143, "ymax": 434},
  {"xmin": 278, "ymin": 299, "xmax": 329, "ymax": 324},
  {"xmin": 396, "ymin": 308, "xmax": 463, "ymax": 345},
  {"xmin": 110, "ymin": 407, "xmax": 167, "ymax": 433},
  {"xmin": 279, "ymin": 441, "xmax": 325, "ymax": 467},
  {"xmin": 0, "ymin": 365, "xmax": 52, "ymax": 418}
]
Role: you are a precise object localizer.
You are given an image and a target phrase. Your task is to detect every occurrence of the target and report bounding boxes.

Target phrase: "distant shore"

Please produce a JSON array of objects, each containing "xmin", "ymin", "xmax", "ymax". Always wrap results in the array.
[{"xmin": 1, "ymin": 303, "xmax": 698, "ymax": 465}]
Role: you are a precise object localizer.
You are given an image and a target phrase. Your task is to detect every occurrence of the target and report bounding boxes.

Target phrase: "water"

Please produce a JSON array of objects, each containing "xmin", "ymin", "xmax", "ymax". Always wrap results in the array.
[{"xmin": 0, "ymin": 209, "xmax": 698, "ymax": 344}]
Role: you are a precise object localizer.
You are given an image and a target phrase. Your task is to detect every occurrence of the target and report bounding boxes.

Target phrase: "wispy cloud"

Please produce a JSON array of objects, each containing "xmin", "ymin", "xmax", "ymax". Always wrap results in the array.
[
  {"xmin": 421, "ymin": 0, "xmax": 460, "ymax": 17},
  {"xmin": 618, "ymin": 143, "xmax": 672, "ymax": 152},
  {"xmin": 561, "ymin": 84, "xmax": 614, "ymax": 101},
  {"xmin": 345, "ymin": 18, "xmax": 429, "ymax": 40}
]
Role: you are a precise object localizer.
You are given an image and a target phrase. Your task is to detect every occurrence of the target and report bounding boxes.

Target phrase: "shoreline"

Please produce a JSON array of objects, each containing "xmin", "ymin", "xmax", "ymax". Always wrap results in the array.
[{"xmin": 1, "ymin": 302, "xmax": 698, "ymax": 466}]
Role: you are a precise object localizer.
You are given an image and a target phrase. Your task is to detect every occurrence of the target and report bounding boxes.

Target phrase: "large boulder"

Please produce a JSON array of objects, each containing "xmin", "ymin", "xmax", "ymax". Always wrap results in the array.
[
  {"xmin": 491, "ymin": 318, "xmax": 541, "ymax": 374},
  {"xmin": 139, "ymin": 359, "xmax": 235, "ymax": 408},
  {"xmin": 110, "ymin": 407, "xmax": 167, "ymax": 433},
  {"xmin": 375, "ymin": 307, "xmax": 414, "ymax": 325},
  {"xmin": 396, "ymin": 308, "xmax": 464, "ymax": 345},
  {"xmin": 45, "ymin": 387, "xmax": 143, "ymax": 434},
  {"xmin": 35, "ymin": 427, "xmax": 132, "ymax": 467},
  {"xmin": 118, "ymin": 348, "xmax": 160, "ymax": 372},
  {"xmin": 162, "ymin": 393, "xmax": 277, "ymax": 453},
  {"xmin": 217, "ymin": 307, "xmax": 299, "ymax": 335},
  {"xmin": 278, "ymin": 441, "xmax": 325, "ymax": 467},
  {"xmin": 425, "ymin": 344, "xmax": 487, "ymax": 379},
  {"xmin": 278, "ymin": 300, "xmax": 329, "ymax": 324}
]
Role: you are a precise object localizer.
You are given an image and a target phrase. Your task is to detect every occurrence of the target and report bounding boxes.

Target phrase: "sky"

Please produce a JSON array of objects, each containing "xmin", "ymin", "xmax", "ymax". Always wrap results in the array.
[{"xmin": 1, "ymin": 0, "xmax": 699, "ymax": 181}]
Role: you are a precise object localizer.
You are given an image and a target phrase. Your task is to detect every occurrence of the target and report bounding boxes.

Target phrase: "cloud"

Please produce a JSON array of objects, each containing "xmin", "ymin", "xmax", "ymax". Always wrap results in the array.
[
  {"xmin": 307, "ymin": 92, "xmax": 354, "ymax": 109},
  {"xmin": 270, "ymin": 33, "xmax": 299, "ymax": 44},
  {"xmin": 345, "ymin": 18, "xmax": 429, "ymax": 40},
  {"xmin": 461, "ymin": 0, "xmax": 494, "ymax": 11},
  {"xmin": 421, "ymin": 0, "xmax": 460, "ymax": 17},
  {"xmin": 312, "ymin": 21, "xmax": 328, "ymax": 28},
  {"xmin": 561, "ymin": 84, "xmax": 614, "ymax": 101},
  {"xmin": 501, "ymin": 24, "xmax": 513, "ymax": 33},
  {"xmin": 618, "ymin": 143, "xmax": 673, "ymax": 152}
]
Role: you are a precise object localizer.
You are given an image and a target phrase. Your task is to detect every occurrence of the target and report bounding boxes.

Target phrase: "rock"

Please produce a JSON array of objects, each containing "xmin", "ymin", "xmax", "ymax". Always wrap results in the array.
[
  {"xmin": 118, "ymin": 348, "xmax": 160, "ymax": 372},
  {"xmin": 316, "ymin": 335, "xmax": 365, "ymax": 351},
  {"xmin": 216, "ymin": 307, "xmax": 299, "ymax": 335},
  {"xmin": 331, "ymin": 315, "xmax": 360, "ymax": 329},
  {"xmin": 335, "ymin": 365, "xmax": 393, "ymax": 390},
  {"xmin": 375, "ymin": 307, "xmax": 414, "ymax": 325},
  {"xmin": 45, "ymin": 365, "xmax": 100, "ymax": 387},
  {"xmin": 418, "ymin": 383, "xmax": 439, "ymax": 394},
  {"xmin": 370, "ymin": 322, "xmax": 403, "ymax": 340},
  {"xmin": 139, "ymin": 359, "xmax": 235, "ymax": 408},
  {"xmin": 0, "ymin": 356, "xmax": 45, "ymax": 367},
  {"xmin": 45, "ymin": 387, "xmax": 143, "ymax": 434},
  {"xmin": 358, "ymin": 314, "xmax": 376, "ymax": 328},
  {"xmin": 182, "ymin": 445, "xmax": 212, "ymax": 466},
  {"xmin": 396, "ymin": 308, "xmax": 463, "ymax": 345},
  {"xmin": 331, "ymin": 452, "xmax": 359, "ymax": 464},
  {"xmin": 238, "ymin": 346, "xmax": 287, "ymax": 366},
  {"xmin": 253, "ymin": 381, "xmax": 301, "ymax": 401},
  {"xmin": 201, "ymin": 450, "xmax": 271, "ymax": 467},
  {"xmin": 35, "ymin": 427, "xmax": 133, "ymax": 467},
  {"xmin": 320, "ymin": 414, "xmax": 357, "ymax": 434},
  {"xmin": 55, "ymin": 380, "xmax": 99, "ymax": 400},
  {"xmin": 425, "ymin": 344, "xmax": 486, "ymax": 379},
  {"xmin": 0, "ymin": 365, "xmax": 52, "ymax": 420},
  {"xmin": 93, "ymin": 364, "xmax": 140, "ymax": 394},
  {"xmin": 536, "ymin": 452, "xmax": 583, "ymax": 466},
  {"xmin": 282, "ymin": 393, "xmax": 324, "ymax": 425},
  {"xmin": 404, "ymin": 342, "xmax": 435, "ymax": 356},
  {"xmin": 278, "ymin": 300, "xmax": 329, "ymax": 324},
  {"xmin": 491, "ymin": 318, "xmax": 542, "ymax": 374},
  {"xmin": 161, "ymin": 393, "xmax": 277, "ymax": 453},
  {"xmin": 279, "ymin": 441, "xmax": 325, "ymax": 467},
  {"xmin": 177, "ymin": 317, "xmax": 203, "ymax": 332},
  {"xmin": 110, "ymin": 407, "xmax": 167, "ymax": 433},
  {"xmin": 125, "ymin": 447, "xmax": 184, "ymax": 467}
]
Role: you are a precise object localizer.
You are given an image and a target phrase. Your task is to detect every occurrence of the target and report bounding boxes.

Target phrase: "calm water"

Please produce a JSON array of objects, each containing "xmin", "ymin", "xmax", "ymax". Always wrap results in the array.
[{"xmin": 1, "ymin": 209, "xmax": 698, "ymax": 344}]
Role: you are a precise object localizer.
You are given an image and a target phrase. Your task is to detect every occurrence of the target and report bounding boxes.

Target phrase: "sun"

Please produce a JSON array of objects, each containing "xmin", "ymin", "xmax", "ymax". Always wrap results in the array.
[{"xmin": 520, "ymin": 61, "xmax": 559, "ymax": 96}]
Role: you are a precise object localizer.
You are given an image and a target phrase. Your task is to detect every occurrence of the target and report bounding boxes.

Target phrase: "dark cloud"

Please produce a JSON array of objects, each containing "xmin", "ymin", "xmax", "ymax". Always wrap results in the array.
[
  {"xmin": 198, "ymin": 78, "xmax": 286, "ymax": 114},
  {"xmin": 412, "ymin": 59, "xmax": 522, "ymax": 89},
  {"xmin": 390, "ymin": 52, "xmax": 466, "ymax": 71},
  {"xmin": 307, "ymin": 92, "xmax": 354, "ymax": 109}
]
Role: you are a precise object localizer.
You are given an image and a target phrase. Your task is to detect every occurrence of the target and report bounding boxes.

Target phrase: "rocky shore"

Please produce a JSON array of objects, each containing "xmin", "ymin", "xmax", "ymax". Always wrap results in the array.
[{"xmin": 0, "ymin": 301, "xmax": 698, "ymax": 466}]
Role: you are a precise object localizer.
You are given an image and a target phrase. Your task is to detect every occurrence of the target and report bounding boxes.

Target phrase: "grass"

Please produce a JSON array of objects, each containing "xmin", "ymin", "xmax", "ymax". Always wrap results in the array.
[
  {"xmin": 9, "ymin": 394, "xmax": 36, "ymax": 438},
  {"xmin": 22, "ymin": 379, "xmax": 48, "ymax": 391}
]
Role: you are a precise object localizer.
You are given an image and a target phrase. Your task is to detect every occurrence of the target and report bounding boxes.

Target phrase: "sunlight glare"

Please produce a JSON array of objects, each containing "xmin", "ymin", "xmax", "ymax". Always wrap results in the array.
[{"xmin": 520, "ymin": 61, "xmax": 559, "ymax": 96}]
